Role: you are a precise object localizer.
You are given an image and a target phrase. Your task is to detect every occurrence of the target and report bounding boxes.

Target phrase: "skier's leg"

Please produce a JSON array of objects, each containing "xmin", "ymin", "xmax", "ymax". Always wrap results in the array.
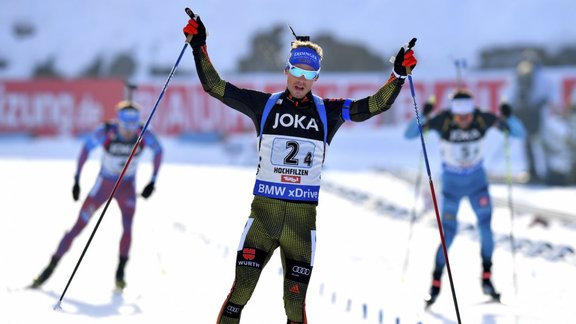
[
  {"xmin": 56, "ymin": 182, "xmax": 111, "ymax": 256},
  {"xmin": 115, "ymin": 256, "xmax": 129, "ymax": 290},
  {"xmin": 425, "ymin": 269, "xmax": 443, "ymax": 307},
  {"xmin": 117, "ymin": 180, "xmax": 136, "ymax": 257},
  {"xmin": 281, "ymin": 255, "xmax": 313, "ymax": 324},
  {"xmin": 469, "ymin": 179, "xmax": 499, "ymax": 298},
  {"xmin": 32, "ymin": 177, "xmax": 110, "ymax": 288},
  {"xmin": 217, "ymin": 197, "xmax": 280, "ymax": 324},
  {"xmin": 115, "ymin": 180, "xmax": 136, "ymax": 289},
  {"xmin": 480, "ymin": 261, "xmax": 500, "ymax": 299},
  {"xmin": 428, "ymin": 215, "xmax": 456, "ymax": 306},
  {"xmin": 469, "ymin": 183, "xmax": 494, "ymax": 269},
  {"xmin": 427, "ymin": 173, "xmax": 462, "ymax": 304},
  {"xmin": 433, "ymin": 190, "xmax": 461, "ymax": 273},
  {"xmin": 30, "ymin": 255, "xmax": 60, "ymax": 288},
  {"xmin": 279, "ymin": 201, "xmax": 316, "ymax": 324},
  {"xmin": 217, "ymin": 238, "xmax": 275, "ymax": 323}
]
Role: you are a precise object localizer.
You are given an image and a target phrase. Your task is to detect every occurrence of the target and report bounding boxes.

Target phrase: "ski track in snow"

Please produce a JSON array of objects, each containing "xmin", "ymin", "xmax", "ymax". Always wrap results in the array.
[{"xmin": 1, "ymin": 136, "xmax": 575, "ymax": 324}]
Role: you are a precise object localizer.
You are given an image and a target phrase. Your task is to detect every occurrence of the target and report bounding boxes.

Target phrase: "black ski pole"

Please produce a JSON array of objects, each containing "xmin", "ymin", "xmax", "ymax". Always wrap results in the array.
[
  {"xmin": 453, "ymin": 58, "xmax": 467, "ymax": 89},
  {"xmin": 54, "ymin": 18, "xmax": 193, "ymax": 310},
  {"xmin": 124, "ymin": 81, "xmax": 137, "ymax": 101},
  {"xmin": 405, "ymin": 38, "xmax": 462, "ymax": 324}
]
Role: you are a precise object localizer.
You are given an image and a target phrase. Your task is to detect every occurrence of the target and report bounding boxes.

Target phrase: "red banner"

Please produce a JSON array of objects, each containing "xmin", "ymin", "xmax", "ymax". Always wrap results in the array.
[
  {"xmin": 2, "ymin": 71, "xmax": 576, "ymax": 137},
  {"xmin": 0, "ymin": 79, "xmax": 124, "ymax": 136}
]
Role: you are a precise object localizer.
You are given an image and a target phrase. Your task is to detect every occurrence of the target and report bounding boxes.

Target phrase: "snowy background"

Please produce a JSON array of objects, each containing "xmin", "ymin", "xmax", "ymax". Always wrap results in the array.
[
  {"xmin": 2, "ymin": 1, "xmax": 576, "ymax": 323},
  {"xmin": 2, "ymin": 0, "xmax": 576, "ymax": 79},
  {"xmin": 1, "ymin": 130, "xmax": 575, "ymax": 324}
]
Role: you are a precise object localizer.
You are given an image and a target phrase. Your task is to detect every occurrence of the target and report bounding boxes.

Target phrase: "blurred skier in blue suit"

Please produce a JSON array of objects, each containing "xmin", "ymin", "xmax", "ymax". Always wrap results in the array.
[{"xmin": 404, "ymin": 89, "xmax": 525, "ymax": 306}]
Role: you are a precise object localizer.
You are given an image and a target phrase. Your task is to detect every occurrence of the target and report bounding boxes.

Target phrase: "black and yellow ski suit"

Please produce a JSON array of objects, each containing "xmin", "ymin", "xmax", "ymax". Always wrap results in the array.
[{"xmin": 191, "ymin": 44, "xmax": 405, "ymax": 324}]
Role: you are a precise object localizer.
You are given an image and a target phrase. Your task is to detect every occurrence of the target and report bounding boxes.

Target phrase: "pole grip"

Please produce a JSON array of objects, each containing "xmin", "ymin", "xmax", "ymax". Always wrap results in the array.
[
  {"xmin": 184, "ymin": 8, "xmax": 198, "ymax": 43},
  {"xmin": 185, "ymin": 7, "xmax": 197, "ymax": 19},
  {"xmin": 407, "ymin": 37, "xmax": 417, "ymax": 50}
]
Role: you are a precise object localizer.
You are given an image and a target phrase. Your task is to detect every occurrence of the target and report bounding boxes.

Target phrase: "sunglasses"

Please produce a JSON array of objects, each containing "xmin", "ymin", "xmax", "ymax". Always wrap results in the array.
[
  {"xmin": 118, "ymin": 109, "xmax": 140, "ymax": 130},
  {"xmin": 286, "ymin": 62, "xmax": 320, "ymax": 80},
  {"xmin": 120, "ymin": 121, "xmax": 140, "ymax": 131}
]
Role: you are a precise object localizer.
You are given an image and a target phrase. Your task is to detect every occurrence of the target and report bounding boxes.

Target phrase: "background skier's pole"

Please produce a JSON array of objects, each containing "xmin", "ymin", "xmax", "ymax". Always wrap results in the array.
[
  {"xmin": 405, "ymin": 38, "xmax": 462, "ymax": 323},
  {"xmin": 504, "ymin": 131, "xmax": 519, "ymax": 297}
]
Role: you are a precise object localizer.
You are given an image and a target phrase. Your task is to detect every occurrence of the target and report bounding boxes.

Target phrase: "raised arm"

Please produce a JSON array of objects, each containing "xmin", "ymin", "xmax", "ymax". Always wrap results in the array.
[
  {"xmin": 348, "ymin": 43, "xmax": 417, "ymax": 122},
  {"xmin": 183, "ymin": 12, "xmax": 227, "ymax": 101}
]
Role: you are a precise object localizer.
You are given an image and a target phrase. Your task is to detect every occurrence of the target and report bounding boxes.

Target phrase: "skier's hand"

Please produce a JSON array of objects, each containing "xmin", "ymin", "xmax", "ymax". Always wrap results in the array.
[
  {"xmin": 423, "ymin": 102, "xmax": 434, "ymax": 117},
  {"xmin": 183, "ymin": 9, "xmax": 206, "ymax": 48},
  {"xmin": 141, "ymin": 181, "xmax": 155, "ymax": 199},
  {"xmin": 392, "ymin": 45, "xmax": 417, "ymax": 78},
  {"xmin": 72, "ymin": 180, "xmax": 80, "ymax": 201},
  {"xmin": 500, "ymin": 102, "xmax": 512, "ymax": 118}
]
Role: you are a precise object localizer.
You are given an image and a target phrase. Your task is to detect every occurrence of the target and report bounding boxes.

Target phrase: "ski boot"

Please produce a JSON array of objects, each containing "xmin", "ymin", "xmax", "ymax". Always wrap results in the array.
[
  {"xmin": 115, "ymin": 256, "xmax": 128, "ymax": 291},
  {"xmin": 481, "ymin": 262, "xmax": 501, "ymax": 301},
  {"xmin": 30, "ymin": 255, "xmax": 60, "ymax": 289},
  {"xmin": 425, "ymin": 271, "xmax": 442, "ymax": 308}
]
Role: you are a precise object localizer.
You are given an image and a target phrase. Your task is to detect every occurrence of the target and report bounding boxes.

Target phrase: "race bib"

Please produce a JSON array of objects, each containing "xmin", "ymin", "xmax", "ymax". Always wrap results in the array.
[
  {"xmin": 254, "ymin": 135, "xmax": 326, "ymax": 201},
  {"xmin": 440, "ymin": 140, "xmax": 483, "ymax": 168}
]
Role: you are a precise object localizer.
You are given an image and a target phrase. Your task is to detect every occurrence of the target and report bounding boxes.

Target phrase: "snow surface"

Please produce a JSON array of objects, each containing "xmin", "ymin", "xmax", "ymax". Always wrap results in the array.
[{"xmin": 1, "ymin": 129, "xmax": 575, "ymax": 324}]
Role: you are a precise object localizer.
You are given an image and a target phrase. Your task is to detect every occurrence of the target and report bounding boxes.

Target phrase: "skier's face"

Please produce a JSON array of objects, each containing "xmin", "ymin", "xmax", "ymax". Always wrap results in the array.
[
  {"xmin": 453, "ymin": 113, "xmax": 473, "ymax": 129},
  {"xmin": 118, "ymin": 108, "xmax": 140, "ymax": 138},
  {"xmin": 285, "ymin": 63, "xmax": 318, "ymax": 99}
]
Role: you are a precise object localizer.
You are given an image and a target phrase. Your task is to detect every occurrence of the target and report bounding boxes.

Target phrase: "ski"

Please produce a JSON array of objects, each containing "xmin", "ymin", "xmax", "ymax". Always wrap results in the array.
[
  {"xmin": 5, "ymin": 285, "xmax": 30, "ymax": 293},
  {"xmin": 476, "ymin": 296, "xmax": 502, "ymax": 305},
  {"xmin": 424, "ymin": 291, "xmax": 503, "ymax": 310},
  {"xmin": 489, "ymin": 292, "xmax": 501, "ymax": 302},
  {"xmin": 424, "ymin": 297, "xmax": 436, "ymax": 309},
  {"xmin": 111, "ymin": 286, "xmax": 143, "ymax": 304}
]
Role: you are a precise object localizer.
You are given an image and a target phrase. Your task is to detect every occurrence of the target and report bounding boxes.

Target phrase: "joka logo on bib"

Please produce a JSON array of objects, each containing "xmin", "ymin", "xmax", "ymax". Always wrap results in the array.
[{"xmin": 272, "ymin": 113, "xmax": 319, "ymax": 131}]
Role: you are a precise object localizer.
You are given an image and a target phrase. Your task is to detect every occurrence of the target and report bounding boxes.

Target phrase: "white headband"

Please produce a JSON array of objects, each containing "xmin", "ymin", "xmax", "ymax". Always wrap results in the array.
[{"xmin": 450, "ymin": 98, "xmax": 474, "ymax": 114}]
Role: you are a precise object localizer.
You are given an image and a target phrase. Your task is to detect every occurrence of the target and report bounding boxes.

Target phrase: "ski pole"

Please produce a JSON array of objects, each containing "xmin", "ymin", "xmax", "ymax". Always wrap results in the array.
[
  {"xmin": 405, "ymin": 38, "xmax": 462, "ymax": 324},
  {"xmin": 54, "ymin": 25, "xmax": 192, "ymax": 311},
  {"xmin": 504, "ymin": 130, "xmax": 518, "ymax": 296},
  {"xmin": 401, "ymin": 97, "xmax": 434, "ymax": 280},
  {"xmin": 400, "ymin": 142, "xmax": 424, "ymax": 280},
  {"xmin": 124, "ymin": 81, "xmax": 137, "ymax": 101},
  {"xmin": 453, "ymin": 58, "xmax": 467, "ymax": 89}
]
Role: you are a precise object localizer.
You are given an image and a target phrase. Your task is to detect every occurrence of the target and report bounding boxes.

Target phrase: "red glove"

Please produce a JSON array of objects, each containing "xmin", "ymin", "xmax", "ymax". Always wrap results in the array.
[
  {"xmin": 393, "ymin": 47, "xmax": 418, "ymax": 78},
  {"xmin": 183, "ymin": 19, "xmax": 199, "ymax": 36},
  {"xmin": 183, "ymin": 16, "xmax": 206, "ymax": 47},
  {"xmin": 403, "ymin": 50, "xmax": 418, "ymax": 69}
]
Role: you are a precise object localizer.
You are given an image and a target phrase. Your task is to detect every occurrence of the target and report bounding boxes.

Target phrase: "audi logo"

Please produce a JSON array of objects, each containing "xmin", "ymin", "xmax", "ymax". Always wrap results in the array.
[
  {"xmin": 226, "ymin": 305, "xmax": 240, "ymax": 313},
  {"xmin": 292, "ymin": 266, "xmax": 311, "ymax": 275}
]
